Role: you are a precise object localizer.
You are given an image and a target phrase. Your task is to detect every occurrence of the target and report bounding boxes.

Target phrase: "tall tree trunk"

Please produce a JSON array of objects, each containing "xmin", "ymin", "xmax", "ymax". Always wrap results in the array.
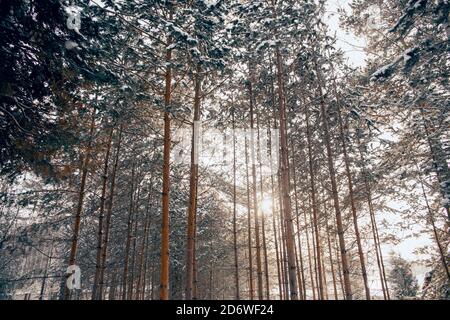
[
  {"xmin": 418, "ymin": 171, "xmax": 450, "ymax": 282},
  {"xmin": 185, "ymin": 65, "xmax": 202, "ymax": 300},
  {"xmin": 314, "ymin": 58, "xmax": 352, "ymax": 300},
  {"xmin": 244, "ymin": 134, "xmax": 254, "ymax": 300},
  {"xmin": 275, "ymin": 47, "xmax": 298, "ymax": 300},
  {"xmin": 108, "ymin": 270, "xmax": 118, "ymax": 300},
  {"xmin": 325, "ymin": 211, "xmax": 339, "ymax": 300},
  {"xmin": 272, "ymin": 196, "xmax": 283, "ymax": 299},
  {"xmin": 64, "ymin": 111, "xmax": 96, "ymax": 299},
  {"xmin": 261, "ymin": 217, "xmax": 270, "ymax": 299},
  {"xmin": 248, "ymin": 73, "xmax": 264, "ymax": 300},
  {"xmin": 288, "ymin": 135, "xmax": 306, "ymax": 300},
  {"xmin": 160, "ymin": 16, "xmax": 173, "ymax": 299},
  {"xmin": 92, "ymin": 127, "xmax": 114, "ymax": 300},
  {"xmin": 256, "ymin": 110, "xmax": 270, "ymax": 300},
  {"xmin": 122, "ymin": 166, "xmax": 135, "ymax": 300},
  {"xmin": 99, "ymin": 125, "xmax": 123, "ymax": 298},
  {"xmin": 192, "ymin": 201, "xmax": 199, "ymax": 300},
  {"xmin": 335, "ymin": 100, "xmax": 371, "ymax": 300},
  {"xmin": 295, "ymin": 213, "xmax": 307, "ymax": 299},
  {"xmin": 356, "ymin": 128, "xmax": 390, "ymax": 299},
  {"xmin": 128, "ymin": 186, "xmax": 141, "ymax": 299},
  {"xmin": 142, "ymin": 226, "xmax": 155, "ymax": 300},
  {"xmin": 136, "ymin": 189, "xmax": 153, "ymax": 299},
  {"xmin": 151, "ymin": 257, "xmax": 156, "ymax": 300},
  {"xmin": 277, "ymin": 170, "xmax": 289, "ymax": 300},
  {"xmin": 268, "ymin": 122, "xmax": 283, "ymax": 300},
  {"xmin": 320, "ymin": 235, "xmax": 329, "ymax": 300},
  {"xmin": 303, "ymin": 198, "xmax": 316, "ymax": 299},
  {"xmin": 305, "ymin": 105, "xmax": 324, "ymax": 299},
  {"xmin": 232, "ymin": 107, "xmax": 240, "ymax": 299}
]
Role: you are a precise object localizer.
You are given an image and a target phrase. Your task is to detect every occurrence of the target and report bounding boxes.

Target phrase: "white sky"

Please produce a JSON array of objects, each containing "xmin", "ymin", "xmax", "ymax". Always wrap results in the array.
[{"xmin": 325, "ymin": 0, "xmax": 367, "ymax": 67}]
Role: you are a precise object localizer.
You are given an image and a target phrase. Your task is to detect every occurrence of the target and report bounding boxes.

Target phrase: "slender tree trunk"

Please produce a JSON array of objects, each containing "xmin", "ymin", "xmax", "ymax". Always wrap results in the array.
[
  {"xmin": 308, "ymin": 198, "xmax": 320, "ymax": 299},
  {"xmin": 99, "ymin": 125, "xmax": 123, "ymax": 298},
  {"xmin": 305, "ymin": 105, "xmax": 324, "ymax": 299},
  {"xmin": 371, "ymin": 195, "xmax": 390, "ymax": 299},
  {"xmin": 314, "ymin": 58, "xmax": 352, "ymax": 300},
  {"xmin": 142, "ymin": 227, "xmax": 155, "ymax": 300},
  {"xmin": 320, "ymin": 235, "xmax": 329, "ymax": 300},
  {"xmin": 256, "ymin": 110, "xmax": 270, "ymax": 300},
  {"xmin": 244, "ymin": 134, "xmax": 254, "ymax": 300},
  {"xmin": 136, "ymin": 189, "xmax": 152, "ymax": 299},
  {"xmin": 232, "ymin": 107, "xmax": 240, "ymax": 300},
  {"xmin": 269, "ymin": 55, "xmax": 289, "ymax": 300},
  {"xmin": 275, "ymin": 47, "xmax": 298, "ymax": 300},
  {"xmin": 261, "ymin": 216, "xmax": 270, "ymax": 299},
  {"xmin": 109, "ymin": 270, "xmax": 118, "ymax": 300},
  {"xmin": 160, "ymin": 15, "xmax": 173, "ymax": 299},
  {"xmin": 274, "ymin": 148, "xmax": 288, "ymax": 299},
  {"xmin": 248, "ymin": 73, "xmax": 264, "ymax": 300},
  {"xmin": 39, "ymin": 239, "xmax": 54, "ymax": 300},
  {"xmin": 309, "ymin": 197, "xmax": 321, "ymax": 299},
  {"xmin": 64, "ymin": 112, "xmax": 95, "ymax": 299},
  {"xmin": 356, "ymin": 128, "xmax": 390, "ymax": 299},
  {"xmin": 127, "ymin": 187, "xmax": 141, "ymax": 299},
  {"xmin": 299, "ymin": 193, "xmax": 315, "ymax": 299},
  {"xmin": 92, "ymin": 127, "xmax": 114, "ymax": 300},
  {"xmin": 293, "ymin": 231, "xmax": 304, "ymax": 300},
  {"xmin": 295, "ymin": 213, "xmax": 307, "ymax": 299},
  {"xmin": 418, "ymin": 171, "xmax": 450, "ymax": 281},
  {"xmin": 323, "ymin": 191, "xmax": 339, "ymax": 300},
  {"xmin": 370, "ymin": 204, "xmax": 388, "ymax": 300},
  {"xmin": 122, "ymin": 167, "xmax": 135, "ymax": 300},
  {"xmin": 366, "ymin": 170, "xmax": 389, "ymax": 299},
  {"xmin": 332, "ymin": 222, "xmax": 346, "ymax": 299},
  {"xmin": 192, "ymin": 204, "xmax": 199, "ymax": 300},
  {"xmin": 335, "ymin": 101, "xmax": 370, "ymax": 299},
  {"xmin": 272, "ymin": 197, "xmax": 283, "ymax": 300},
  {"xmin": 268, "ymin": 122, "xmax": 283, "ymax": 300},
  {"xmin": 288, "ymin": 137, "xmax": 306, "ymax": 300},
  {"xmin": 277, "ymin": 172, "xmax": 289, "ymax": 300},
  {"xmin": 185, "ymin": 65, "xmax": 202, "ymax": 300},
  {"xmin": 150, "ymin": 258, "xmax": 156, "ymax": 300}
]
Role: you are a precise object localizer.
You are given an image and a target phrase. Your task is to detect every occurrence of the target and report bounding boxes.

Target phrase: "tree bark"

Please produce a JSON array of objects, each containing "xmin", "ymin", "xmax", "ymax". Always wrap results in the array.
[
  {"xmin": 99, "ymin": 125, "xmax": 123, "ymax": 299},
  {"xmin": 64, "ymin": 111, "xmax": 96, "ymax": 299},
  {"xmin": 305, "ymin": 105, "xmax": 324, "ymax": 299},
  {"xmin": 92, "ymin": 127, "xmax": 114, "ymax": 300},
  {"xmin": 356, "ymin": 127, "xmax": 391, "ymax": 299},
  {"xmin": 256, "ymin": 109, "xmax": 270, "ymax": 300},
  {"xmin": 160, "ymin": 15, "xmax": 173, "ymax": 299},
  {"xmin": 335, "ymin": 96, "xmax": 371, "ymax": 300},
  {"xmin": 185, "ymin": 65, "xmax": 202, "ymax": 300},
  {"xmin": 313, "ymin": 58, "xmax": 352, "ymax": 300},
  {"xmin": 232, "ymin": 107, "xmax": 240, "ymax": 300},
  {"xmin": 274, "ymin": 47, "xmax": 298, "ymax": 300},
  {"xmin": 244, "ymin": 133, "xmax": 254, "ymax": 300},
  {"xmin": 122, "ymin": 166, "xmax": 135, "ymax": 300},
  {"xmin": 248, "ymin": 73, "xmax": 264, "ymax": 300}
]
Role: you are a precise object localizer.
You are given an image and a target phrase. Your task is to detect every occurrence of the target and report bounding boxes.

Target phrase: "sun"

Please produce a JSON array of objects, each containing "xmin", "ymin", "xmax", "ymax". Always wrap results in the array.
[{"xmin": 261, "ymin": 196, "xmax": 273, "ymax": 213}]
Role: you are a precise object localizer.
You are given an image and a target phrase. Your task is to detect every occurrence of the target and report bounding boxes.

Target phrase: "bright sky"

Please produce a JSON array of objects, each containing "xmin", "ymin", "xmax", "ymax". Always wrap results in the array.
[{"xmin": 325, "ymin": 0, "xmax": 367, "ymax": 67}]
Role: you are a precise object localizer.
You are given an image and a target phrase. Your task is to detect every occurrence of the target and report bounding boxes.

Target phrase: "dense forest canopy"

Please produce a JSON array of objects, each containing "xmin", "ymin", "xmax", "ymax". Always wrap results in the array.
[{"xmin": 0, "ymin": 0, "xmax": 448, "ymax": 300}]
